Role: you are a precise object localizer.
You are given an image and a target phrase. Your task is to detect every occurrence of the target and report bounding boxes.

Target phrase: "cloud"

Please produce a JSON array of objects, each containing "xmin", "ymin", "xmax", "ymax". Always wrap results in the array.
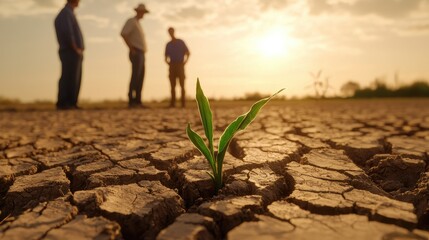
[
  {"xmin": 352, "ymin": 27, "xmax": 381, "ymax": 41},
  {"xmin": 176, "ymin": 6, "xmax": 208, "ymax": 19},
  {"xmin": 114, "ymin": 1, "xmax": 131, "ymax": 14},
  {"xmin": 33, "ymin": 0, "xmax": 62, "ymax": 8},
  {"xmin": 162, "ymin": 5, "xmax": 210, "ymax": 22},
  {"xmin": 258, "ymin": 0, "xmax": 292, "ymax": 10},
  {"xmin": 151, "ymin": 0, "xmax": 429, "ymax": 45},
  {"xmin": 410, "ymin": 23, "xmax": 429, "ymax": 31},
  {"xmin": 87, "ymin": 37, "xmax": 114, "ymax": 43},
  {"xmin": 393, "ymin": 20, "xmax": 429, "ymax": 36},
  {"xmin": 307, "ymin": 0, "xmax": 427, "ymax": 18},
  {"xmin": 80, "ymin": 14, "xmax": 110, "ymax": 28},
  {"xmin": 307, "ymin": 0, "xmax": 335, "ymax": 15},
  {"xmin": 342, "ymin": 0, "xmax": 425, "ymax": 18},
  {"xmin": 0, "ymin": 0, "xmax": 63, "ymax": 18},
  {"xmin": 159, "ymin": 1, "xmax": 260, "ymax": 34}
]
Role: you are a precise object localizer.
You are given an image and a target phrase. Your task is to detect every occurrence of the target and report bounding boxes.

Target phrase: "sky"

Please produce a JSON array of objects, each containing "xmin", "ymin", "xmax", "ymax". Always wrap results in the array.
[{"xmin": 0, "ymin": 0, "xmax": 429, "ymax": 102}]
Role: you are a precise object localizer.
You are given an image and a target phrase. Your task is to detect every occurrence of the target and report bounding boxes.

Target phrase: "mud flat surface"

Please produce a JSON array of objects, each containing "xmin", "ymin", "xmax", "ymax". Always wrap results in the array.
[{"xmin": 0, "ymin": 99, "xmax": 428, "ymax": 240}]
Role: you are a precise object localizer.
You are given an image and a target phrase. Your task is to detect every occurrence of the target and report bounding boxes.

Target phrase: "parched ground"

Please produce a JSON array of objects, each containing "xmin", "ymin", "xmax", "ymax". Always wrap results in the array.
[{"xmin": 0, "ymin": 99, "xmax": 428, "ymax": 240}]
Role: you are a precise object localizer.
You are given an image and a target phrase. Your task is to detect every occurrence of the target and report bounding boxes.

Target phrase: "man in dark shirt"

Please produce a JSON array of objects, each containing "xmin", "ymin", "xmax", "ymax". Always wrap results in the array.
[
  {"xmin": 54, "ymin": 0, "xmax": 84, "ymax": 110},
  {"xmin": 165, "ymin": 27, "xmax": 190, "ymax": 108}
]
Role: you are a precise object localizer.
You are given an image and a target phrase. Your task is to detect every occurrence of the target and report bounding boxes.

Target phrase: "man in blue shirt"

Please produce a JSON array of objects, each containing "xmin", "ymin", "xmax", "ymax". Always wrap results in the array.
[
  {"xmin": 165, "ymin": 27, "xmax": 190, "ymax": 108},
  {"xmin": 54, "ymin": 0, "xmax": 84, "ymax": 110}
]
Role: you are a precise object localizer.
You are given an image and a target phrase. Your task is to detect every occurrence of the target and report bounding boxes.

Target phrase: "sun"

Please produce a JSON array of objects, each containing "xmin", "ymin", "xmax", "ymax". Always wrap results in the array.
[{"xmin": 258, "ymin": 29, "xmax": 294, "ymax": 58}]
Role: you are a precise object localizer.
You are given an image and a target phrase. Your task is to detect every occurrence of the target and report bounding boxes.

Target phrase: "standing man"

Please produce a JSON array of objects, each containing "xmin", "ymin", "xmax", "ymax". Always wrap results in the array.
[
  {"xmin": 121, "ymin": 3, "xmax": 149, "ymax": 108},
  {"xmin": 165, "ymin": 27, "xmax": 190, "ymax": 108},
  {"xmin": 54, "ymin": 0, "xmax": 84, "ymax": 110}
]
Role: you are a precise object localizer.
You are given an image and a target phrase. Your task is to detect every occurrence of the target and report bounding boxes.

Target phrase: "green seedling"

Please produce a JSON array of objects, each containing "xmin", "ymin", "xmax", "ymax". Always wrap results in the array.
[{"xmin": 186, "ymin": 79, "xmax": 284, "ymax": 193}]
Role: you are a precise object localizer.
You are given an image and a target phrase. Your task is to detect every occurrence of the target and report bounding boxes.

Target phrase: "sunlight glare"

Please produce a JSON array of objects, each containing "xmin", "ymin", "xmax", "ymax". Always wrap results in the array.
[{"xmin": 258, "ymin": 29, "xmax": 292, "ymax": 58}]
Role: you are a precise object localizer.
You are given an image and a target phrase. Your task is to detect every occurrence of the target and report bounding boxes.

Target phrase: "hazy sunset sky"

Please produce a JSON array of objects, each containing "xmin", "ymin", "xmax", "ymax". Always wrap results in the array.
[{"xmin": 1, "ymin": 0, "xmax": 429, "ymax": 102}]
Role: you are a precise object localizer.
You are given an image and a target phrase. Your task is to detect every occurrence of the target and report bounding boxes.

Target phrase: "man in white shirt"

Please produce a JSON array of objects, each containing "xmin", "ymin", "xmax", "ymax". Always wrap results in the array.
[{"xmin": 121, "ymin": 3, "xmax": 149, "ymax": 108}]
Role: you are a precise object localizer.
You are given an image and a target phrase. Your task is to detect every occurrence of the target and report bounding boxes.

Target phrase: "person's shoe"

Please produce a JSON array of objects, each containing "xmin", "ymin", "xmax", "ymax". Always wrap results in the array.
[
  {"xmin": 128, "ymin": 102, "xmax": 138, "ymax": 108},
  {"xmin": 130, "ymin": 103, "xmax": 150, "ymax": 109},
  {"xmin": 138, "ymin": 104, "xmax": 150, "ymax": 109},
  {"xmin": 56, "ymin": 105, "xmax": 73, "ymax": 110}
]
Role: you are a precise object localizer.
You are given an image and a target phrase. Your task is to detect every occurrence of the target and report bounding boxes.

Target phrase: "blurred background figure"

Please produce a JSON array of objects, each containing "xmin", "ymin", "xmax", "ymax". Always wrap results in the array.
[
  {"xmin": 54, "ymin": 0, "xmax": 84, "ymax": 110},
  {"xmin": 121, "ymin": 3, "xmax": 149, "ymax": 108},
  {"xmin": 165, "ymin": 27, "xmax": 190, "ymax": 108}
]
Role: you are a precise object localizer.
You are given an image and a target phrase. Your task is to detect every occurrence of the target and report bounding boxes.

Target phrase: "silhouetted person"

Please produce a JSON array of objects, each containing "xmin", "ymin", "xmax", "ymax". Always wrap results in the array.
[
  {"xmin": 54, "ymin": 0, "xmax": 84, "ymax": 110},
  {"xmin": 165, "ymin": 27, "xmax": 190, "ymax": 108},
  {"xmin": 121, "ymin": 3, "xmax": 149, "ymax": 108}
]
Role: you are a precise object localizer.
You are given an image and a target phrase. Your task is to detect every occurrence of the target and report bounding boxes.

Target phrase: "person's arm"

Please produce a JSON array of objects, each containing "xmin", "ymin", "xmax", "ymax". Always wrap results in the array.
[
  {"xmin": 184, "ymin": 50, "xmax": 190, "ymax": 64},
  {"xmin": 121, "ymin": 20, "xmax": 136, "ymax": 54},
  {"xmin": 183, "ymin": 42, "xmax": 190, "ymax": 65},
  {"xmin": 121, "ymin": 35, "xmax": 136, "ymax": 54},
  {"xmin": 71, "ymin": 42, "xmax": 83, "ymax": 56},
  {"xmin": 165, "ymin": 44, "xmax": 170, "ymax": 65},
  {"xmin": 65, "ymin": 12, "xmax": 83, "ymax": 55}
]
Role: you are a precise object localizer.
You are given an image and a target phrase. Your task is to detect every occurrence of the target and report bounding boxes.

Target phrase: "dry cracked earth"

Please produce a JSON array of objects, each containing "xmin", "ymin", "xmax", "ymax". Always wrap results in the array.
[{"xmin": 0, "ymin": 99, "xmax": 429, "ymax": 240}]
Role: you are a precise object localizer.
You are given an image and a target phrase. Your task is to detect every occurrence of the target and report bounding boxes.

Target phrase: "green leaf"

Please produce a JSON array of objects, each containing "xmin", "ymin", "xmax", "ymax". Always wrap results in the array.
[
  {"xmin": 215, "ymin": 115, "xmax": 243, "ymax": 172},
  {"xmin": 186, "ymin": 123, "xmax": 216, "ymax": 172},
  {"xmin": 196, "ymin": 79, "xmax": 214, "ymax": 155},
  {"xmin": 206, "ymin": 171, "xmax": 215, "ymax": 182},
  {"xmin": 217, "ymin": 89, "xmax": 284, "ymax": 162},
  {"xmin": 216, "ymin": 162, "xmax": 223, "ymax": 189},
  {"xmin": 217, "ymin": 115, "xmax": 244, "ymax": 158},
  {"xmin": 237, "ymin": 88, "xmax": 284, "ymax": 131}
]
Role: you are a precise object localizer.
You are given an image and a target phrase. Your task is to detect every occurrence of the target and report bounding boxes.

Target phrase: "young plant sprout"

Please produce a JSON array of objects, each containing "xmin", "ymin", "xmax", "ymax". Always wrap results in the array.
[{"xmin": 186, "ymin": 79, "xmax": 284, "ymax": 193}]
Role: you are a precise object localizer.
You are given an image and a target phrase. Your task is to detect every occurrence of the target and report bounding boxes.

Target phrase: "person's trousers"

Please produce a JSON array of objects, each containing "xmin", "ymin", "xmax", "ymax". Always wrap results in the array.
[
  {"xmin": 169, "ymin": 63, "xmax": 185, "ymax": 107},
  {"xmin": 57, "ymin": 49, "xmax": 83, "ymax": 108},
  {"xmin": 129, "ymin": 49, "xmax": 145, "ymax": 105}
]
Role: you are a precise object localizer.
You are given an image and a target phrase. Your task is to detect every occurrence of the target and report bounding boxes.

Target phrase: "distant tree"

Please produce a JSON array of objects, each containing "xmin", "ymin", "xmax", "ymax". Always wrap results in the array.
[
  {"xmin": 0, "ymin": 96, "xmax": 20, "ymax": 104},
  {"xmin": 353, "ymin": 79, "xmax": 429, "ymax": 98},
  {"xmin": 340, "ymin": 81, "xmax": 360, "ymax": 97},
  {"xmin": 370, "ymin": 78, "xmax": 388, "ymax": 90},
  {"xmin": 371, "ymin": 78, "xmax": 392, "ymax": 97},
  {"xmin": 396, "ymin": 81, "xmax": 429, "ymax": 97},
  {"xmin": 243, "ymin": 92, "xmax": 270, "ymax": 101}
]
